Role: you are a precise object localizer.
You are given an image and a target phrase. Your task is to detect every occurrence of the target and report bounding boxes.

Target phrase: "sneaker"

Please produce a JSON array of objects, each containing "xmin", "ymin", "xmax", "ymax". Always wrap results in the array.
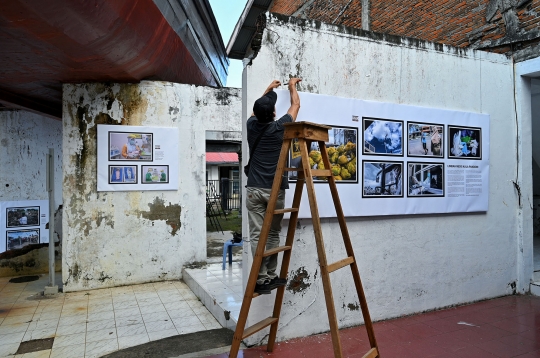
[
  {"xmin": 254, "ymin": 281, "xmax": 271, "ymax": 294},
  {"xmin": 268, "ymin": 277, "xmax": 287, "ymax": 290}
]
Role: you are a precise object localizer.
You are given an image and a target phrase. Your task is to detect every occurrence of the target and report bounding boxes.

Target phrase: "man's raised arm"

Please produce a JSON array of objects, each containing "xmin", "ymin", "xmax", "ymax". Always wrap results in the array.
[{"xmin": 287, "ymin": 78, "xmax": 301, "ymax": 121}]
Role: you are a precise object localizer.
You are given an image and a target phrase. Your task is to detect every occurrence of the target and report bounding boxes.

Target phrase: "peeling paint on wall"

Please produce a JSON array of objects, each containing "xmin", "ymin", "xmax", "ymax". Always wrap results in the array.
[
  {"xmin": 287, "ymin": 266, "xmax": 311, "ymax": 295},
  {"xmin": 62, "ymin": 82, "xmax": 241, "ymax": 291}
]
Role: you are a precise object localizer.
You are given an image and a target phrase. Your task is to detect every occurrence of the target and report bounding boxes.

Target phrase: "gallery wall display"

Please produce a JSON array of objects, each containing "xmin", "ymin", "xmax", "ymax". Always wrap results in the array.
[
  {"xmin": 97, "ymin": 125, "xmax": 179, "ymax": 191},
  {"xmin": 273, "ymin": 90, "xmax": 490, "ymax": 218},
  {"xmin": 0, "ymin": 200, "xmax": 49, "ymax": 253}
]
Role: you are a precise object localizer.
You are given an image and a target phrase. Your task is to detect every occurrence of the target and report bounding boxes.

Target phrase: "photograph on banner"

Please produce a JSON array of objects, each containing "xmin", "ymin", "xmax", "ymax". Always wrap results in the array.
[
  {"xmin": 6, "ymin": 206, "xmax": 40, "ymax": 228},
  {"xmin": 109, "ymin": 165, "xmax": 137, "ymax": 184},
  {"xmin": 288, "ymin": 126, "xmax": 358, "ymax": 183},
  {"xmin": 109, "ymin": 131, "xmax": 153, "ymax": 161},
  {"xmin": 407, "ymin": 162, "xmax": 444, "ymax": 197},
  {"xmin": 142, "ymin": 165, "xmax": 169, "ymax": 184},
  {"xmin": 407, "ymin": 122, "xmax": 444, "ymax": 158},
  {"xmin": 448, "ymin": 126, "xmax": 481, "ymax": 159},
  {"xmin": 362, "ymin": 118, "xmax": 403, "ymax": 156},
  {"xmin": 363, "ymin": 161, "xmax": 403, "ymax": 197},
  {"xmin": 6, "ymin": 229, "xmax": 40, "ymax": 250}
]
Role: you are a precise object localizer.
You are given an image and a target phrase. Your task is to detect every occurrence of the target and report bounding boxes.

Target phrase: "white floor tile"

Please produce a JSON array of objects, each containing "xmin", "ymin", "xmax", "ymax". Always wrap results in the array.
[
  {"xmin": 85, "ymin": 327, "xmax": 117, "ymax": 342},
  {"xmin": 113, "ymin": 307, "xmax": 140, "ymax": 318},
  {"xmin": 55, "ymin": 323, "xmax": 86, "ymax": 336},
  {"xmin": 52, "ymin": 332, "xmax": 86, "ymax": 348},
  {"xmin": 87, "ymin": 310, "xmax": 114, "ymax": 322},
  {"xmin": 147, "ymin": 328, "xmax": 178, "ymax": 341},
  {"xmin": 84, "ymin": 338, "xmax": 118, "ymax": 358},
  {"xmin": 0, "ymin": 330, "xmax": 26, "ymax": 344},
  {"xmin": 116, "ymin": 323, "xmax": 147, "ymax": 338},
  {"xmin": 138, "ymin": 304, "xmax": 166, "ymax": 315},
  {"xmin": 49, "ymin": 344, "xmax": 85, "ymax": 358},
  {"xmin": 171, "ymin": 315, "xmax": 202, "ymax": 328},
  {"xmin": 17, "ymin": 349, "xmax": 52, "ymax": 358},
  {"xmin": 22, "ymin": 326, "xmax": 56, "ymax": 341},
  {"xmin": 141, "ymin": 311, "xmax": 170, "ymax": 323},
  {"xmin": 0, "ymin": 343, "xmax": 21, "ymax": 357},
  {"xmin": 86, "ymin": 319, "xmax": 115, "ymax": 332},
  {"xmin": 177, "ymin": 322, "xmax": 206, "ymax": 335},
  {"xmin": 167, "ymin": 308, "xmax": 194, "ymax": 319},
  {"xmin": 115, "ymin": 315, "xmax": 143, "ymax": 327},
  {"xmin": 118, "ymin": 332, "xmax": 149, "ymax": 349},
  {"xmin": 1, "ymin": 314, "xmax": 34, "ymax": 326},
  {"xmin": 144, "ymin": 319, "xmax": 175, "ymax": 333},
  {"xmin": 0, "ymin": 322, "xmax": 30, "ymax": 334},
  {"xmin": 57, "ymin": 315, "xmax": 86, "ymax": 327},
  {"xmin": 163, "ymin": 301, "xmax": 191, "ymax": 311},
  {"xmin": 87, "ymin": 303, "xmax": 113, "ymax": 313}
]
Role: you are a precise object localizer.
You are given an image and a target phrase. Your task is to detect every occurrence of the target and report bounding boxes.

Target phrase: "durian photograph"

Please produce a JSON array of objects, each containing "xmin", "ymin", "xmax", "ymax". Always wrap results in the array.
[{"xmin": 289, "ymin": 126, "xmax": 358, "ymax": 183}]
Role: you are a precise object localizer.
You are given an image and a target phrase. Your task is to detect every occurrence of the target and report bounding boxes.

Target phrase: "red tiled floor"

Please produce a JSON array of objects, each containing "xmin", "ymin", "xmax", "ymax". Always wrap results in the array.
[{"xmin": 209, "ymin": 295, "xmax": 540, "ymax": 358}]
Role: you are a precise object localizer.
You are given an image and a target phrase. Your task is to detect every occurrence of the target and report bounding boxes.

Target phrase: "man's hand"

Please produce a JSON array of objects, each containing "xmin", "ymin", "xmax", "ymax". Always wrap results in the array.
[
  {"xmin": 263, "ymin": 80, "xmax": 281, "ymax": 95},
  {"xmin": 288, "ymin": 78, "xmax": 302, "ymax": 88}
]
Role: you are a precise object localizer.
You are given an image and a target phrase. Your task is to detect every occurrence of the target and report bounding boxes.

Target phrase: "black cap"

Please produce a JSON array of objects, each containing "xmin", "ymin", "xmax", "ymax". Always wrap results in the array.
[{"xmin": 253, "ymin": 91, "xmax": 277, "ymax": 122}]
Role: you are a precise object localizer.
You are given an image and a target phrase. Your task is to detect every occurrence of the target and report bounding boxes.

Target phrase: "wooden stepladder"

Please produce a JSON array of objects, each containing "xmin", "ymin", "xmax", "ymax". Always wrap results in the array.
[{"xmin": 230, "ymin": 122, "xmax": 379, "ymax": 358}]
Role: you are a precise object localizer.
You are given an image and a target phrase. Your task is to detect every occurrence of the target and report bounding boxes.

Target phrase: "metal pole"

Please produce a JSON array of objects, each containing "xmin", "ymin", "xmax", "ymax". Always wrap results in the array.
[{"xmin": 45, "ymin": 148, "xmax": 58, "ymax": 295}]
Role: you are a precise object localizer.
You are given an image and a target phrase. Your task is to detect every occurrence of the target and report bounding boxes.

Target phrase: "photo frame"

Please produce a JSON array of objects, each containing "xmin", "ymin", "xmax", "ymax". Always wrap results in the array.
[
  {"xmin": 6, "ymin": 206, "xmax": 40, "ymax": 228},
  {"xmin": 407, "ymin": 162, "xmax": 445, "ymax": 197},
  {"xmin": 362, "ymin": 118, "xmax": 403, "ymax": 156},
  {"xmin": 141, "ymin": 165, "xmax": 169, "ymax": 184},
  {"xmin": 362, "ymin": 161, "xmax": 404, "ymax": 197},
  {"xmin": 6, "ymin": 228, "xmax": 40, "ymax": 251},
  {"xmin": 109, "ymin": 132, "xmax": 153, "ymax": 161},
  {"xmin": 448, "ymin": 126, "xmax": 482, "ymax": 160},
  {"xmin": 407, "ymin": 122, "xmax": 444, "ymax": 158},
  {"xmin": 108, "ymin": 165, "xmax": 138, "ymax": 184},
  {"xmin": 288, "ymin": 126, "xmax": 358, "ymax": 183}
]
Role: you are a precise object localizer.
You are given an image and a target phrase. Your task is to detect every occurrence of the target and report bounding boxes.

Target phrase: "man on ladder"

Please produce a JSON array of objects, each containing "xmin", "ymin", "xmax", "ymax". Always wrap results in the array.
[{"xmin": 245, "ymin": 77, "xmax": 302, "ymax": 294}]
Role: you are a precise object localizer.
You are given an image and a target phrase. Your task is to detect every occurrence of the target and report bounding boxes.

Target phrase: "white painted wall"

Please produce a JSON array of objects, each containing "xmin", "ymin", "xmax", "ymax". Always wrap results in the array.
[
  {"xmin": 0, "ymin": 110, "xmax": 62, "ymax": 207},
  {"xmin": 62, "ymin": 82, "xmax": 241, "ymax": 291},
  {"xmin": 242, "ymin": 14, "xmax": 517, "ymax": 344}
]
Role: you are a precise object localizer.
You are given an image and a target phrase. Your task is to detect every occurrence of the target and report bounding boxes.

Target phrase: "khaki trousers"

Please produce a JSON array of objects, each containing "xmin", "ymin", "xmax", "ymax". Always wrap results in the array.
[{"xmin": 246, "ymin": 187, "xmax": 285, "ymax": 284}]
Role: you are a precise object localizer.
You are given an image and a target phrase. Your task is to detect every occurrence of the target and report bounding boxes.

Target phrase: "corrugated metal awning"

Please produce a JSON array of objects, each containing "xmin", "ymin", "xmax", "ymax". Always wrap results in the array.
[{"xmin": 206, "ymin": 152, "xmax": 239, "ymax": 164}]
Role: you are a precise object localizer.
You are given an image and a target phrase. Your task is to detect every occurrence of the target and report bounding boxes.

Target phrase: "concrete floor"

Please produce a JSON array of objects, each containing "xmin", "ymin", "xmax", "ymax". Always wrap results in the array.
[
  {"xmin": 0, "ymin": 273, "xmax": 221, "ymax": 358},
  {"xmin": 208, "ymin": 295, "xmax": 540, "ymax": 358}
]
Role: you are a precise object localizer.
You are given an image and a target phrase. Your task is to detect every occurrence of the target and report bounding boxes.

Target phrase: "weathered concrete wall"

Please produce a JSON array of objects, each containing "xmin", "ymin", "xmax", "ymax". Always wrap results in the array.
[
  {"xmin": 62, "ymin": 82, "xmax": 241, "ymax": 291},
  {"xmin": 0, "ymin": 110, "xmax": 63, "ymax": 277},
  {"xmin": 242, "ymin": 14, "xmax": 516, "ymax": 343}
]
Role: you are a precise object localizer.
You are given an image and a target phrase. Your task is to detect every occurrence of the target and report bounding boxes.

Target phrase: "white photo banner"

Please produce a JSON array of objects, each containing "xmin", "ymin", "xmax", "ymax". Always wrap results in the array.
[
  {"xmin": 97, "ymin": 125, "xmax": 179, "ymax": 191},
  {"xmin": 0, "ymin": 200, "xmax": 49, "ymax": 253},
  {"xmin": 274, "ymin": 90, "xmax": 490, "ymax": 218}
]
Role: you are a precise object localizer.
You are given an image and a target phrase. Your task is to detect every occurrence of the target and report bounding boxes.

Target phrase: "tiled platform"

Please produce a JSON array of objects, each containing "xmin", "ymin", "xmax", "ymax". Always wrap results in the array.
[
  {"xmin": 0, "ymin": 273, "xmax": 221, "ymax": 358},
  {"xmin": 207, "ymin": 295, "xmax": 540, "ymax": 358},
  {"xmin": 183, "ymin": 262, "xmax": 243, "ymax": 331}
]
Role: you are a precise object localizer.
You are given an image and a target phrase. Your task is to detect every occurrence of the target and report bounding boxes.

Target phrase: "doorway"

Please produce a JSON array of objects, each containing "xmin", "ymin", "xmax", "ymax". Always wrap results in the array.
[{"xmin": 532, "ymin": 78, "xmax": 540, "ymax": 281}]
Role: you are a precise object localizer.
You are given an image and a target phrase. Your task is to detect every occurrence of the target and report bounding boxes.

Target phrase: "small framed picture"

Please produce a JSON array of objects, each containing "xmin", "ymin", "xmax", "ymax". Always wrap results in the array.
[
  {"xmin": 109, "ymin": 132, "xmax": 153, "ymax": 161},
  {"xmin": 362, "ymin": 161, "xmax": 404, "ymax": 197},
  {"xmin": 142, "ymin": 165, "xmax": 169, "ymax": 184},
  {"xmin": 407, "ymin": 162, "xmax": 445, "ymax": 197},
  {"xmin": 362, "ymin": 118, "xmax": 404, "ymax": 156},
  {"xmin": 407, "ymin": 122, "xmax": 444, "ymax": 158},
  {"xmin": 6, "ymin": 206, "xmax": 40, "ymax": 228},
  {"xmin": 448, "ymin": 126, "xmax": 481, "ymax": 160},
  {"xmin": 288, "ymin": 126, "xmax": 358, "ymax": 183},
  {"xmin": 109, "ymin": 166, "xmax": 138, "ymax": 184},
  {"xmin": 6, "ymin": 229, "xmax": 40, "ymax": 251}
]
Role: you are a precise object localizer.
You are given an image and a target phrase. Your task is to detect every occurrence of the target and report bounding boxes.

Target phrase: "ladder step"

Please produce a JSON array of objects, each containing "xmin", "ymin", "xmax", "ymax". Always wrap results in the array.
[
  {"xmin": 327, "ymin": 257, "xmax": 355, "ymax": 273},
  {"xmin": 362, "ymin": 347, "xmax": 379, "ymax": 358},
  {"xmin": 263, "ymin": 245, "xmax": 292, "ymax": 257},
  {"xmin": 274, "ymin": 208, "xmax": 298, "ymax": 214},
  {"xmin": 310, "ymin": 169, "xmax": 332, "ymax": 177},
  {"xmin": 242, "ymin": 317, "xmax": 278, "ymax": 339},
  {"xmin": 283, "ymin": 168, "xmax": 298, "ymax": 172}
]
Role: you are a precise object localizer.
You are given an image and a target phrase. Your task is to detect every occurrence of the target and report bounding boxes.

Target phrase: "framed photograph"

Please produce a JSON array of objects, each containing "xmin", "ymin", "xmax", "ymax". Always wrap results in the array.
[
  {"xmin": 6, "ymin": 229, "xmax": 40, "ymax": 251},
  {"xmin": 407, "ymin": 122, "xmax": 444, "ymax": 158},
  {"xmin": 288, "ymin": 126, "xmax": 358, "ymax": 183},
  {"xmin": 407, "ymin": 162, "xmax": 444, "ymax": 197},
  {"xmin": 363, "ymin": 118, "xmax": 403, "ymax": 156},
  {"xmin": 362, "ymin": 161, "xmax": 404, "ymax": 197},
  {"xmin": 108, "ymin": 165, "xmax": 137, "ymax": 184},
  {"xmin": 142, "ymin": 165, "xmax": 169, "ymax": 184},
  {"xmin": 6, "ymin": 206, "xmax": 40, "ymax": 228},
  {"xmin": 109, "ymin": 132, "xmax": 153, "ymax": 161},
  {"xmin": 448, "ymin": 126, "xmax": 481, "ymax": 159}
]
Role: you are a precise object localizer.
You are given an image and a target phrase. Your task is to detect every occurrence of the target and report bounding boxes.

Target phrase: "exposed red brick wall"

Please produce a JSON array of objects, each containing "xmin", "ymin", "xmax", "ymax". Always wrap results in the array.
[{"xmin": 269, "ymin": 0, "xmax": 540, "ymax": 58}]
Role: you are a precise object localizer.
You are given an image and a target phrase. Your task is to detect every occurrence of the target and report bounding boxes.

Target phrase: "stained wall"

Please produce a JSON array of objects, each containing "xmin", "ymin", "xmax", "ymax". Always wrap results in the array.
[
  {"xmin": 62, "ymin": 82, "xmax": 241, "ymax": 291},
  {"xmin": 242, "ymin": 14, "xmax": 517, "ymax": 344}
]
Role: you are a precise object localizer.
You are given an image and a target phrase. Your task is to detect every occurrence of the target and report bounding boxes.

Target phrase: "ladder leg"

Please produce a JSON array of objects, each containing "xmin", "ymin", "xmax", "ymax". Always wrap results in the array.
[
  {"xmin": 300, "ymin": 139, "xmax": 343, "ymax": 358},
  {"xmin": 268, "ymin": 165, "xmax": 305, "ymax": 351},
  {"xmin": 319, "ymin": 141, "xmax": 379, "ymax": 353},
  {"xmin": 230, "ymin": 139, "xmax": 291, "ymax": 358}
]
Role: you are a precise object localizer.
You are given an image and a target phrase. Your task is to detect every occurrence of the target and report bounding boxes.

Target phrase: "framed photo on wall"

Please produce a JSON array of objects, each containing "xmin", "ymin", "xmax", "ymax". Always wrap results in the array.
[
  {"xmin": 362, "ymin": 161, "xmax": 404, "ymax": 197},
  {"xmin": 109, "ymin": 132, "xmax": 153, "ymax": 161},
  {"xmin": 407, "ymin": 122, "xmax": 444, "ymax": 158},
  {"xmin": 448, "ymin": 126, "xmax": 481, "ymax": 160},
  {"xmin": 6, "ymin": 206, "xmax": 40, "ymax": 228},
  {"xmin": 407, "ymin": 162, "xmax": 444, "ymax": 197},
  {"xmin": 362, "ymin": 118, "xmax": 403, "ymax": 156}
]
